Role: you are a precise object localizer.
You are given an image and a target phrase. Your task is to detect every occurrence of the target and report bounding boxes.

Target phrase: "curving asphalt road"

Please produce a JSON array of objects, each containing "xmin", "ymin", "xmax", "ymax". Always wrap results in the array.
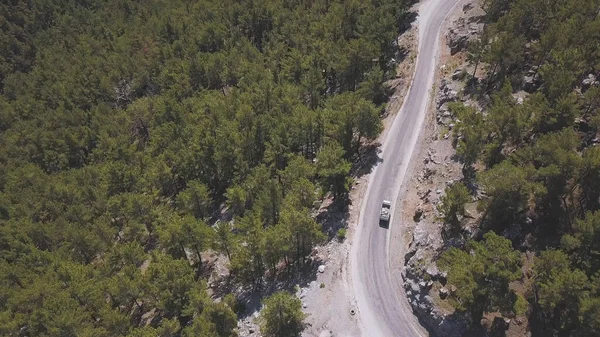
[{"xmin": 350, "ymin": 0, "xmax": 461, "ymax": 336}]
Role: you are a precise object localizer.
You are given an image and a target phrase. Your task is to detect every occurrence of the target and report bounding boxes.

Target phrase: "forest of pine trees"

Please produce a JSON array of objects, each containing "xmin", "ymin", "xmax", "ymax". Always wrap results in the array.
[
  {"xmin": 0, "ymin": 0, "xmax": 414, "ymax": 335},
  {"xmin": 438, "ymin": 0, "xmax": 600, "ymax": 336}
]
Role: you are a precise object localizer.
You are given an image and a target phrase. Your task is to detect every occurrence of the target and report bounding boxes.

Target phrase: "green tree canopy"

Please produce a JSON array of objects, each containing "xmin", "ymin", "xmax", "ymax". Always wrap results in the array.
[{"xmin": 260, "ymin": 291, "xmax": 306, "ymax": 337}]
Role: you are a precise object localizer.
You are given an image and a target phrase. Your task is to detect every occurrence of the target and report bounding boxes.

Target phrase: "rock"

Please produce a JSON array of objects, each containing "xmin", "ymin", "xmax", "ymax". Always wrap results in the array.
[
  {"xmin": 249, "ymin": 327, "xmax": 255, "ymax": 333},
  {"xmin": 463, "ymin": 3, "xmax": 473, "ymax": 12},
  {"xmin": 437, "ymin": 85, "xmax": 459, "ymax": 108},
  {"xmin": 439, "ymin": 287, "xmax": 449, "ymax": 299},
  {"xmin": 408, "ymin": 279, "xmax": 469, "ymax": 337},
  {"xmin": 411, "ymin": 280, "xmax": 421, "ymax": 293},
  {"xmin": 582, "ymin": 73, "xmax": 598, "ymax": 91},
  {"xmin": 438, "ymin": 103, "xmax": 449, "ymax": 116},
  {"xmin": 436, "ymin": 189, "xmax": 443, "ymax": 194},
  {"xmin": 302, "ymin": 302, "xmax": 307, "ymax": 309},
  {"xmin": 452, "ymin": 69, "xmax": 463, "ymax": 80},
  {"xmin": 419, "ymin": 281, "xmax": 427, "ymax": 289},
  {"xmin": 318, "ymin": 265, "xmax": 325, "ymax": 273},
  {"xmin": 426, "ymin": 265, "xmax": 440, "ymax": 279},
  {"xmin": 448, "ymin": 30, "xmax": 469, "ymax": 54},
  {"xmin": 413, "ymin": 227, "xmax": 430, "ymax": 247},
  {"xmin": 468, "ymin": 23, "xmax": 484, "ymax": 35},
  {"xmin": 447, "ymin": 19, "xmax": 470, "ymax": 55},
  {"xmin": 523, "ymin": 74, "xmax": 541, "ymax": 93},
  {"xmin": 517, "ymin": 97, "xmax": 524, "ymax": 105}
]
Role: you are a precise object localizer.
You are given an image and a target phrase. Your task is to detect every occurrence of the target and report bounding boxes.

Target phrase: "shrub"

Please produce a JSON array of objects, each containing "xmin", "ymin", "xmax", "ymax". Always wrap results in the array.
[{"xmin": 337, "ymin": 228, "xmax": 347, "ymax": 240}]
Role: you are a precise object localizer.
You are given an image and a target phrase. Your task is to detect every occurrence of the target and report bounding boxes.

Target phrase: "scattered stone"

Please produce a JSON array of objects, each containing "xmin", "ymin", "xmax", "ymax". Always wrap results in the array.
[
  {"xmin": 426, "ymin": 265, "xmax": 440, "ymax": 279},
  {"xmin": 411, "ymin": 281, "xmax": 421, "ymax": 293},
  {"xmin": 249, "ymin": 327, "xmax": 255, "ymax": 333},
  {"xmin": 523, "ymin": 74, "xmax": 542, "ymax": 93},
  {"xmin": 439, "ymin": 287, "xmax": 449, "ymax": 299},
  {"xmin": 418, "ymin": 189, "xmax": 432, "ymax": 200},
  {"xmin": 452, "ymin": 68, "xmax": 463, "ymax": 80},
  {"xmin": 436, "ymin": 189, "xmax": 443, "ymax": 194},
  {"xmin": 437, "ymin": 80, "xmax": 459, "ymax": 108},
  {"xmin": 318, "ymin": 265, "xmax": 325, "ymax": 273},
  {"xmin": 302, "ymin": 302, "xmax": 307, "ymax": 309},
  {"xmin": 582, "ymin": 73, "xmax": 598, "ymax": 91}
]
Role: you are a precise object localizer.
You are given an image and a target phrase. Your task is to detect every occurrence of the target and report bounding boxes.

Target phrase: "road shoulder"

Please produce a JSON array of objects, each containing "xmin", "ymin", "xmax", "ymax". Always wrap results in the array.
[{"xmin": 388, "ymin": 0, "xmax": 475, "ymax": 335}]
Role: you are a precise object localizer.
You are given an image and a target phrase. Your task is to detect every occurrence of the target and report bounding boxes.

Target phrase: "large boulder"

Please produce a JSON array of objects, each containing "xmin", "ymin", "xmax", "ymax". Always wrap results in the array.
[
  {"xmin": 447, "ymin": 18, "xmax": 471, "ymax": 55},
  {"xmin": 448, "ymin": 28, "xmax": 470, "ymax": 55}
]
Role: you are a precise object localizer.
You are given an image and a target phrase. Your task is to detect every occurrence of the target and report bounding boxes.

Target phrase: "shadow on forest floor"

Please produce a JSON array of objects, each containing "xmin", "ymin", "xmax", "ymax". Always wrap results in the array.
[{"xmin": 234, "ymin": 259, "xmax": 322, "ymax": 319}]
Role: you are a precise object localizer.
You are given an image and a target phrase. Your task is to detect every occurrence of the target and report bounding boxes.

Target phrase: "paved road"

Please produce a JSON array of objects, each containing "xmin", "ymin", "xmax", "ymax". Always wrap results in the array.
[{"xmin": 350, "ymin": 0, "xmax": 461, "ymax": 336}]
